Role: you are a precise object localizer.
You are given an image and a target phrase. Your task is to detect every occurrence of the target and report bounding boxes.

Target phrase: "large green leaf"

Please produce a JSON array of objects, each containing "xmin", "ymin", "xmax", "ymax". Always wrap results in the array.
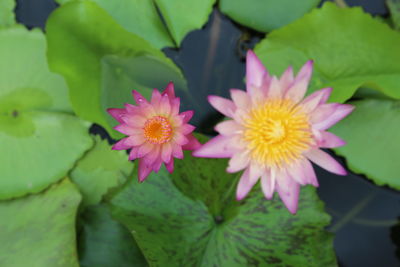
[
  {"xmin": 219, "ymin": 0, "xmax": 319, "ymax": 32},
  {"xmin": 254, "ymin": 2, "xmax": 400, "ymax": 103},
  {"xmin": 46, "ymin": 0, "xmax": 187, "ymax": 139},
  {"xmin": 55, "ymin": 0, "xmax": 174, "ymax": 49},
  {"xmin": 79, "ymin": 204, "xmax": 147, "ymax": 267},
  {"xmin": 0, "ymin": 27, "xmax": 93, "ymax": 200},
  {"xmin": 0, "ymin": 179, "xmax": 81, "ymax": 267},
  {"xmin": 0, "ymin": 0, "xmax": 15, "ymax": 28},
  {"xmin": 154, "ymin": 0, "xmax": 216, "ymax": 46},
  {"xmin": 331, "ymin": 99, "xmax": 400, "ymax": 190},
  {"xmin": 110, "ymin": 136, "xmax": 336, "ymax": 266},
  {"xmin": 70, "ymin": 136, "xmax": 133, "ymax": 207}
]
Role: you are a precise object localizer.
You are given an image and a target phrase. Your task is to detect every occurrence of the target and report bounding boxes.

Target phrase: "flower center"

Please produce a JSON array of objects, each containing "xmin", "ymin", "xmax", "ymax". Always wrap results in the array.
[
  {"xmin": 143, "ymin": 116, "xmax": 172, "ymax": 144},
  {"xmin": 243, "ymin": 99, "xmax": 313, "ymax": 168}
]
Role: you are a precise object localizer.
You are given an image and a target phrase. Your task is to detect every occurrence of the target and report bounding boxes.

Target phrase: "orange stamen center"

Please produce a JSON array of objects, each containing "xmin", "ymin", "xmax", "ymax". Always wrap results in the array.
[{"xmin": 143, "ymin": 116, "xmax": 172, "ymax": 144}]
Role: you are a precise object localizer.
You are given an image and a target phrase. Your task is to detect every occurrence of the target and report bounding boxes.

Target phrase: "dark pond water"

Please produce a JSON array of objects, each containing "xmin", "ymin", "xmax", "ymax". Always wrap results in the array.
[{"xmin": 16, "ymin": 0, "xmax": 400, "ymax": 266}]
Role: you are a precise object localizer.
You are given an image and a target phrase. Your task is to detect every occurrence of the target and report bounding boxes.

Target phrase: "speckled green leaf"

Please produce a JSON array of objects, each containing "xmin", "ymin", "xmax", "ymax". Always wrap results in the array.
[
  {"xmin": 46, "ymin": 0, "xmax": 187, "ymax": 139},
  {"xmin": 110, "ymin": 136, "xmax": 336, "ymax": 266},
  {"xmin": 0, "ymin": 0, "xmax": 16, "ymax": 27},
  {"xmin": 331, "ymin": 99, "xmax": 400, "ymax": 190},
  {"xmin": 70, "ymin": 136, "xmax": 133, "ymax": 207},
  {"xmin": 254, "ymin": 2, "xmax": 400, "ymax": 103},
  {"xmin": 154, "ymin": 0, "xmax": 216, "ymax": 46},
  {"xmin": 0, "ymin": 27, "xmax": 92, "ymax": 200},
  {"xmin": 219, "ymin": 0, "xmax": 319, "ymax": 32},
  {"xmin": 55, "ymin": 0, "xmax": 174, "ymax": 49},
  {"xmin": 78, "ymin": 204, "xmax": 147, "ymax": 267},
  {"xmin": 0, "ymin": 179, "xmax": 81, "ymax": 267}
]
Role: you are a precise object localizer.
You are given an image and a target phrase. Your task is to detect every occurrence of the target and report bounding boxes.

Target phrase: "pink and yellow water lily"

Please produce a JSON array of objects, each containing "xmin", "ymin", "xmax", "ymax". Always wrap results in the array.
[
  {"xmin": 108, "ymin": 83, "xmax": 200, "ymax": 182},
  {"xmin": 194, "ymin": 50, "xmax": 354, "ymax": 214}
]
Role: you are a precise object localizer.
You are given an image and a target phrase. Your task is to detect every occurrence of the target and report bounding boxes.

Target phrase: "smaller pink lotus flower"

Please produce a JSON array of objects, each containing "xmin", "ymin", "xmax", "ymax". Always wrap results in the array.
[
  {"xmin": 193, "ymin": 50, "xmax": 354, "ymax": 214},
  {"xmin": 108, "ymin": 83, "xmax": 200, "ymax": 182}
]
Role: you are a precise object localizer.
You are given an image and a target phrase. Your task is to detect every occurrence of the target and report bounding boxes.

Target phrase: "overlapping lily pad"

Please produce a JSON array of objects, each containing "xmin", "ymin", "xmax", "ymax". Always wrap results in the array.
[
  {"xmin": 331, "ymin": 99, "xmax": 400, "ymax": 190},
  {"xmin": 55, "ymin": 0, "xmax": 174, "ymax": 49},
  {"xmin": 0, "ymin": 0, "xmax": 15, "ymax": 28},
  {"xmin": 78, "ymin": 204, "xmax": 147, "ymax": 267},
  {"xmin": 70, "ymin": 136, "xmax": 134, "ymax": 207},
  {"xmin": 0, "ymin": 179, "xmax": 81, "ymax": 267},
  {"xmin": 0, "ymin": 27, "xmax": 92, "ymax": 199},
  {"xmin": 220, "ymin": 0, "xmax": 319, "ymax": 32},
  {"xmin": 110, "ymin": 136, "xmax": 336, "ymax": 266},
  {"xmin": 254, "ymin": 2, "xmax": 400, "ymax": 103},
  {"xmin": 154, "ymin": 0, "xmax": 216, "ymax": 46},
  {"xmin": 46, "ymin": 0, "xmax": 187, "ymax": 139}
]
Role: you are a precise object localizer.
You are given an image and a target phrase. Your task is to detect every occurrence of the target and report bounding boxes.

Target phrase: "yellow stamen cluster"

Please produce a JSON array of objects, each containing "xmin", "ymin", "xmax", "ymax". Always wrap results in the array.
[
  {"xmin": 243, "ymin": 99, "xmax": 313, "ymax": 168},
  {"xmin": 143, "ymin": 116, "xmax": 172, "ymax": 144}
]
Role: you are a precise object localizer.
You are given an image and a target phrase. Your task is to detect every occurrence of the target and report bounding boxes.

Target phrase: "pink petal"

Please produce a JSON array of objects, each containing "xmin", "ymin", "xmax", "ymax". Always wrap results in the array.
[
  {"xmin": 172, "ymin": 143, "xmax": 184, "ymax": 159},
  {"xmin": 180, "ymin": 124, "xmax": 195, "ymax": 135},
  {"xmin": 214, "ymin": 120, "xmax": 242, "ymax": 136},
  {"xmin": 132, "ymin": 90, "xmax": 148, "ymax": 105},
  {"xmin": 107, "ymin": 108, "xmax": 126, "ymax": 123},
  {"xmin": 279, "ymin": 66, "xmax": 294, "ymax": 94},
  {"xmin": 227, "ymin": 151, "xmax": 250, "ymax": 173},
  {"xmin": 113, "ymin": 124, "xmax": 137, "ymax": 136},
  {"xmin": 158, "ymin": 95, "xmax": 171, "ymax": 115},
  {"xmin": 112, "ymin": 138, "xmax": 132, "ymax": 150},
  {"xmin": 260, "ymin": 169, "xmax": 276, "ymax": 199},
  {"xmin": 153, "ymin": 158, "xmax": 163, "ymax": 172},
  {"xmin": 276, "ymin": 172, "xmax": 300, "ymax": 214},
  {"xmin": 173, "ymin": 132, "xmax": 189, "ymax": 146},
  {"xmin": 179, "ymin": 110, "xmax": 193, "ymax": 124},
  {"xmin": 246, "ymin": 50, "xmax": 268, "ymax": 92},
  {"xmin": 182, "ymin": 134, "xmax": 201, "ymax": 151},
  {"xmin": 161, "ymin": 82, "xmax": 175, "ymax": 101},
  {"xmin": 170, "ymin": 98, "xmax": 180, "ymax": 116},
  {"xmin": 165, "ymin": 159, "xmax": 174, "ymax": 173},
  {"xmin": 161, "ymin": 143, "xmax": 172, "ymax": 163},
  {"xmin": 285, "ymin": 60, "xmax": 313, "ymax": 103},
  {"xmin": 122, "ymin": 115, "xmax": 146, "ymax": 128},
  {"xmin": 301, "ymin": 88, "xmax": 332, "ymax": 113},
  {"xmin": 230, "ymin": 89, "xmax": 251, "ymax": 109},
  {"xmin": 124, "ymin": 135, "xmax": 146, "ymax": 146},
  {"xmin": 266, "ymin": 76, "xmax": 282, "ymax": 99},
  {"xmin": 124, "ymin": 103, "xmax": 138, "ymax": 113},
  {"xmin": 151, "ymin": 89, "xmax": 162, "ymax": 105},
  {"xmin": 236, "ymin": 165, "xmax": 262, "ymax": 201},
  {"xmin": 310, "ymin": 103, "xmax": 340, "ymax": 124},
  {"xmin": 143, "ymin": 146, "xmax": 161, "ymax": 166},
  {"xmin": 313, "ymin": 104, "xmax": 354, "ymax": 130},
  {"xmin": 138, "ymin": 159, "xmax": 152, "ymax": 182},
  {"xmin": 208, "ymin": 95, "xmax": 236, "ymax": 118},
  {"xmin": 128, "ymin": 146, "xmax": 140, "ymax": 160},
  {"xmin": 305, "ymin": 148, "xmax": 347, "ymax": 175},
  {"xmin": 137, "ymin": 142, "xmax": 154, "ymax": 157},
  {"xmin": 286, "ymin": 159, "xmax": 318, "ymax": 186},
  {"xmin": 192, "ymin": 135, "xmax": 235, "ymax": 158},
  {"xmin": 316, "ymin": 130, "xmax": 346, "ymax": 148}
]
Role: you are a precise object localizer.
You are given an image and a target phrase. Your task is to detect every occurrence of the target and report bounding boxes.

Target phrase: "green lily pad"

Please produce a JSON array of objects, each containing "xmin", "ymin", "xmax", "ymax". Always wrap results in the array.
[
  {"xmin": 0, "ymin": 27, "xmax": 93, "ymax": 200},
  {"xmin": 110, "ymin": 136, "xmax": 336, "ymax": 266},
  {"xmin": 78, "ymin": 204, "xmax": 147, "ymax": 267},
  {"xmin": 70, "ymin": 136, "xmax": 133, "ymax": 207},
  {"xmin": 55, "ymin": 0, "xmax": 174, "ymax": 49},
  {"xmin": 154, "ymin": 0, "xmax": 216, "ymax": 46},
  {"xmin": 254, "ymin": 2, "xmax": 400, "ymax": 103},
  {"xmin": 219, "ymin": 0, "xmax": 319, "ymax": 32},
  {"xmin": 388, "ymin": 0, "xmax": 400, "ymax": 30},
  {"xmin": 0, "ymin": 0, "xmax": 15, "ymax": 28},
  {"xmin": 331, "ymin": 99, "xmax": 400, "ymax": 190},
  {"xmin": 46, "ymin": 0, "xmax": 187, "ymax": 139},
  {"xmin": 0, "ymin": 178, "xmax": 81, "ymax": 267}
]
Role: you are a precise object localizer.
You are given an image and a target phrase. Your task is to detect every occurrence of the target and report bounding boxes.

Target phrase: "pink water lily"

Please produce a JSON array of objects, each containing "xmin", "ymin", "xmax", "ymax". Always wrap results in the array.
[
  {"xmin": 193, "ymin": 50, "xmax": 354, "ymax": 214},
  {"xmin": 108, "ymin": 83, "xmax": 200, "ymax": 182}
]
